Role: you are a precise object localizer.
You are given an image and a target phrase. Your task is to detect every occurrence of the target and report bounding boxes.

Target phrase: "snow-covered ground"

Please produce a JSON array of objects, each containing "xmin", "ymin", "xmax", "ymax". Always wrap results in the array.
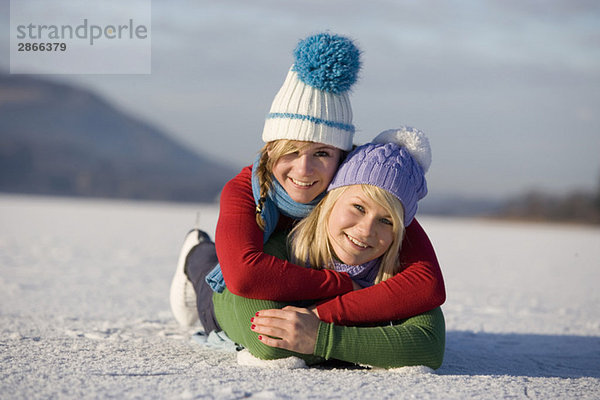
[{"xmin": 1, "ymin": 194, "xmax": 599, "ymax": 399}]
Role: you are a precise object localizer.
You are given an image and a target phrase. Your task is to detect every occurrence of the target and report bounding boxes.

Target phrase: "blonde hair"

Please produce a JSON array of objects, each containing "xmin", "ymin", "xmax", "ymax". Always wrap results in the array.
[
  {"xmin": 289, "ymin": 184, "xmax": 405, "ymax": 284},
  {"xmin": 254, "ymin": 140, "xmax": 314, "ymax": 230}
]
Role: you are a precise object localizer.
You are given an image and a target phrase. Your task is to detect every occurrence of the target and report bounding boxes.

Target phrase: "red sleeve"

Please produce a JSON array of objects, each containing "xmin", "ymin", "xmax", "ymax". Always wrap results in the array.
[
  {"xmin": 215, "ymin": 166, "xmax": 354, "ymax": 301},
  {"xmin": 315, "ymin": 218, "xmax": 446, "ymax": 325}
]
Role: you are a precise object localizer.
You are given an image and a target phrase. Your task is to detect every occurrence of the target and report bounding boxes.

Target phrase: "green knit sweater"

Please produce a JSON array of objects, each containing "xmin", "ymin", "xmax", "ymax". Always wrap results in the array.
[{"xmin": 212, "ymin": 231, "xmax": 445, "ymax": 369}]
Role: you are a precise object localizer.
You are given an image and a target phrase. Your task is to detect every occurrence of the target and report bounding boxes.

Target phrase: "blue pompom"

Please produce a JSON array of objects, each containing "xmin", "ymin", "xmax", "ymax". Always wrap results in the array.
[{"xmin": 292, "ymin": 33, "xmax": 361, "ymax": 94}]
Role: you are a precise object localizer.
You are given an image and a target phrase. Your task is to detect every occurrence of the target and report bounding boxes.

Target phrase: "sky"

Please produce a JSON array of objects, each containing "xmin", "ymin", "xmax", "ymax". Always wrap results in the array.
[{"xmin": 1, "ymin": 0, "xmax": 599, "ymax": 199}]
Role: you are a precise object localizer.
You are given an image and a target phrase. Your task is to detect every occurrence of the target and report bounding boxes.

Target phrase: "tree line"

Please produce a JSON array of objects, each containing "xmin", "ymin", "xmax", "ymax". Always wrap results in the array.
[{"xmin": 496, "ymin": 175, "xmax": 600, "ymax": 225}]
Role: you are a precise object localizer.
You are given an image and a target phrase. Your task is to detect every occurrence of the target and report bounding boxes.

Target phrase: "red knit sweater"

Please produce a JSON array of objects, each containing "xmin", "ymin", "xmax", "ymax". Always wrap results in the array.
[{"xmin": 215, "ymin": 166, "xmax": 446, "ymax": 325}]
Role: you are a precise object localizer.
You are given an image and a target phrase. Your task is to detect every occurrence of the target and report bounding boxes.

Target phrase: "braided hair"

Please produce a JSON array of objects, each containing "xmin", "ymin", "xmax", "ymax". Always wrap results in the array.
[{"xmin": 254, "ymin": 145, "xmax": 272, "ymax": 231}]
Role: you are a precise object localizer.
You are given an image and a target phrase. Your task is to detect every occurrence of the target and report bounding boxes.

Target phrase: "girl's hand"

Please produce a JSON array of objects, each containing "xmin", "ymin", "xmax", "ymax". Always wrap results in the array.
[{"xmin": 251, "ymin": 306, "xmax": 320, "ymax": 354}]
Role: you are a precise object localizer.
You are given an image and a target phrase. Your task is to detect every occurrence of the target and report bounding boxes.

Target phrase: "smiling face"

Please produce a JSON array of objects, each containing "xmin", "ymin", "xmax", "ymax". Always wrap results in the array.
[
  {"xmin": 270, "ymin": 141, "xmax": 343, "ymax": 204},
  {"xmin": 326, "ymin": 185, "xmax": 396, "ymax": 266}
]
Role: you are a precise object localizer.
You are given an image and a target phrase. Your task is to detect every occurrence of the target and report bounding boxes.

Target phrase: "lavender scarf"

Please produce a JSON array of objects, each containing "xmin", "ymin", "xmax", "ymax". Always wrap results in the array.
[{"xmin": 332, "ymin": 258, "xmax": 381, "ymax": 288}]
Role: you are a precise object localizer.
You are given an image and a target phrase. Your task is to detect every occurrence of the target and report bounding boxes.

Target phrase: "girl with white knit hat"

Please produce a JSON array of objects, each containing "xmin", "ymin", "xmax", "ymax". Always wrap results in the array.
[{"xmin": 169, "ymin": 33, "xmax": 445, "ymax": 365}]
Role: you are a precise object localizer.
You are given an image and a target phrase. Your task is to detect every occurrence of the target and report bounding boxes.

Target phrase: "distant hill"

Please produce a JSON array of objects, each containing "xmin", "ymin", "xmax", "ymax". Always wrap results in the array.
[{"xmin": 0, "ymin": 74, "xmax": 237, "ymax": 203}]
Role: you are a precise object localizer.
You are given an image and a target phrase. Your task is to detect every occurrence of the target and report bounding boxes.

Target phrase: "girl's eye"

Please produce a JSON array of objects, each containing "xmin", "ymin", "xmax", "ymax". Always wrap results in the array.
[
  {"xmin": 380, "ymin": 217, "xmax": 393, "ymax": 226},
  {"xmin": 353, "ymin": 204, "xmax": 365, "ymax": 213},
  {"xmin": 314, "ymin": 151, "xmax": 331, "ymax": 157}
]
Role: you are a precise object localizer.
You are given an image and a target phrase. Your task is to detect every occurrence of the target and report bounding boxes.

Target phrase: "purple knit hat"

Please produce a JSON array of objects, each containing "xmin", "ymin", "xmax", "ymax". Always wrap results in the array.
[{"xmin": 327, "ymin": 126, "xmax": 431, "ymax": 226}]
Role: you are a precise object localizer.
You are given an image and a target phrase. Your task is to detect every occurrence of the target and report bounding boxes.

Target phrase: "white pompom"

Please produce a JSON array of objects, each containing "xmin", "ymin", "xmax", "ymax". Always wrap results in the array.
[{"xmin": 372, "ymin": 127, "xmax": 432, "ymax": 173}]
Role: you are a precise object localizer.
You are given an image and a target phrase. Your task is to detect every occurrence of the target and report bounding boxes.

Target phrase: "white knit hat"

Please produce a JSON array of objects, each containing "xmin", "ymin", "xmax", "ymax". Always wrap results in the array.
[{"xmin": 262, "ymin": 33, "xmax": 361, "ymax": 151}]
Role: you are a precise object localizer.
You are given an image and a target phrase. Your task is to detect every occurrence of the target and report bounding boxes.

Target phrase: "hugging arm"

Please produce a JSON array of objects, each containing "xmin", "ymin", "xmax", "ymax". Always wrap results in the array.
[{"xmin": 216, "ymin": 170, "xmax": 444, "ymax": 325}]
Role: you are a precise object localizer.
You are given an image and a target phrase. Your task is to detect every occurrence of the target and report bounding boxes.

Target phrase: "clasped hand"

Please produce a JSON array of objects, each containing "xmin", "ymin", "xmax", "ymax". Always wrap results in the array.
[{"xmin": 251, "ymin": 306, "xmax": 320, "ymax": 354}]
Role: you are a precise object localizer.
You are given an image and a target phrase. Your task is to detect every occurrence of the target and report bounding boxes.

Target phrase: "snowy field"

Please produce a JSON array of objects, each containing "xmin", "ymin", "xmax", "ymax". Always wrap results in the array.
[{"xmin": 1, "ymin": 194, "xmax": 599, "ymax": 399}]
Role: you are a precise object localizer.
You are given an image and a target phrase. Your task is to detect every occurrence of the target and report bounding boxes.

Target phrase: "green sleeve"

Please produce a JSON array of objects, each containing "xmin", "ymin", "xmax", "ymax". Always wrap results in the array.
[
  {"xmin": 262, "ymin": 230, "xmax": 289, "ymax": 261},
  {"xmin": 314, "ymin": 307, "xmax": 445, "ymax": 369}
]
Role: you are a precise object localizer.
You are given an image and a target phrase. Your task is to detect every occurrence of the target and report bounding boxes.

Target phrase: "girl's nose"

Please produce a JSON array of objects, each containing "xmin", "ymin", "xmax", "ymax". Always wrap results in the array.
[
  {"xmin": 356, "ymin": 216, "xmax": 377, "ymax": 238},
  {"xmin": 295, "ymin": 154, "xmax": 314, "ymax": 175}
]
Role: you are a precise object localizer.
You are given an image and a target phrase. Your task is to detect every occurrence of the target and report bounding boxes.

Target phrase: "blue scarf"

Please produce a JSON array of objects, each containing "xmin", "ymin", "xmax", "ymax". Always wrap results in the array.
[
  {"xmin": 206, "ymin": 157, "xmax": 323, "ymax": 292},
  {"xmin": 332, "ymin": 258, "xmax": 381, "ymax": 288}
]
